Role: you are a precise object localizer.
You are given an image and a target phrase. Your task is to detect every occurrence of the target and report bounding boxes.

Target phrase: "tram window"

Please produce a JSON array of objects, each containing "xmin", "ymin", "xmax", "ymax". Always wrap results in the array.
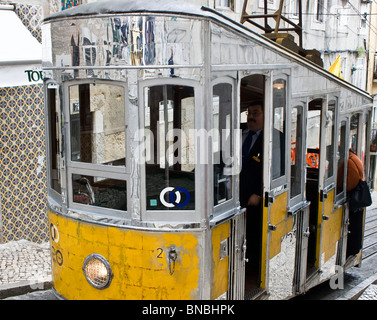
[
  {"xmin": 325, "ymin": 104, "xmax": 335, "ymax": 179},
  {"xmin": 336, "ymin": 121, "xmax": 347, "ymax": 196},
  {"xmin": 307, "ymin": 109, "xmax": 321, "ymax": 168},
  {"xmin": 362, "ymin": 118, "xmax": 367, "ymax": 167},
  {"xmin": 291, "ymin": 106, "xmax": 303, "ymax": 199},
  {"xmin": 350, "ymin": 114, "xmax": 359, "ymax": 152},
  {"xmin": 272, "ymin": 79, "xmax": 286, "ymax": 180},
  {"xmin": 72, "ymin": 174, "xmax": 127, "ymax": 211},
  {"xmin": 69, "ymin": 83, "xmax": 126, "ymax": 166},
  {"xmin": 47, "ymin": 87, "xmax": 61, "ymax": 194},
  {"xmin": 213, "ymin": 83, "xmax": 233, "ymax": 206},
  {"xmin": 144, "ymin": 85, "xmax": 195, "ymax": 210}
]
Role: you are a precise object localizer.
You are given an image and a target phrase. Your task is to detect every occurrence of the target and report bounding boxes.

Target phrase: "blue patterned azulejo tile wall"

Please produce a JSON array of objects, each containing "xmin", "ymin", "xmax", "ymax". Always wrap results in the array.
[{"xmin": 0, "ymin": 85, "xmax": 48, "ymax": 243}]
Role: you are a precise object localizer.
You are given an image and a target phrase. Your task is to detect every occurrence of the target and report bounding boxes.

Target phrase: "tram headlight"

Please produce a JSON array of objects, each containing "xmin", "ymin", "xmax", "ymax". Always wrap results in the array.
[{"xmin": 83, "ymin": 254, "xmax": 113, "ymax": 289}]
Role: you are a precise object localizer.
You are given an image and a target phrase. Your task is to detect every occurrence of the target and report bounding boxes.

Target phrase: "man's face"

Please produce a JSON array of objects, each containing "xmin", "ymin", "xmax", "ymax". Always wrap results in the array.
[{"xmin": 247, "ymin": 104, "xmax": 264, "ymax": 132}]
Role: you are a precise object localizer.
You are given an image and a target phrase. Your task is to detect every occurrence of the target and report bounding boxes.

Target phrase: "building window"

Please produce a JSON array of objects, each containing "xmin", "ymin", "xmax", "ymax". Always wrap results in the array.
[
  {"xmin": 316, "ymin": 0, "xmax": 324, "ymax": 22},
  {"xmin": 215, "ymin": 0, "xmax": 234, "ymax": 11},
  {"xmin": 374, "ymin": 54, "xmax": 377, "ymax": 80},
  {"xmin": 290, "ymin": 0, "xmax": 300, "ymax": 17}
]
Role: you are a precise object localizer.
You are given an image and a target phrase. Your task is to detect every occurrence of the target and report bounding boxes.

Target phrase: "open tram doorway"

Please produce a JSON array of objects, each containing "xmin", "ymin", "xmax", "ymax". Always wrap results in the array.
[
  {"xmin": 305, "ymin": 99, "xmax": 322, "ymax": 278},
  {"xmin": 240, "ymin": 74, "xmax": 265, "ymax": 298}
]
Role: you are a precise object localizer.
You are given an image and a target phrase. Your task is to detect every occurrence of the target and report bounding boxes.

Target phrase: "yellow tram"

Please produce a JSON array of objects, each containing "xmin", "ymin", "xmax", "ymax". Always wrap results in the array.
[{"xmin": 42, "ymin": 0, "xmax": 373, "ymax": 300}]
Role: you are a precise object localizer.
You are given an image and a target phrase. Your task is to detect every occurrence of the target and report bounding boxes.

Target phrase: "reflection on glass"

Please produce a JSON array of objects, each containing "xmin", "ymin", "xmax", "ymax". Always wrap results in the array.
[
  {"xmin": 72, "ymin": 174, "xmax": 127, "ymax": 211},
  {"xmin": 272, "ymin": 79, "xmax": 286, "ymax": 180},
  {"xmin": 69, "ymin": 83, "xmax": 126, "ymax": 166},
  {"xmin": 350, "ymin": 114, "xmax": 359, "ymax": 152},
  {"xmin": 325, "ymin": 105, "xmax": 335, "ymax": 179},
  {"xmin": 307, "ymin": 105, "xmax": 321, "ymax": 169},
  {"xmin": 291, "ymin": 106, "xmax": 303, "ymax": 198},
  {"xmin": 336, "ymin": 122, "xmax": 346, "ymax": 195},
  {"xmin": 362, "ymin": 119, "xmax": 367, "ymax": 167},
  {"xmin": 213, "ymin": 83, "xmax": 233, "ymax": 206},
  {"xmin": 47, "ymin": 87, "xmax": 61, "ymax": 194}
]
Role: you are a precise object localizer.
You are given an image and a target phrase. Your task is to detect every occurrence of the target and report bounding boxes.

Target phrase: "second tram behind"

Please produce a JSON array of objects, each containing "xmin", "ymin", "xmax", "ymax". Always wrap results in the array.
[{"xmin": 42, "ymin": 0, "xmax": 373, "ymax": 299}]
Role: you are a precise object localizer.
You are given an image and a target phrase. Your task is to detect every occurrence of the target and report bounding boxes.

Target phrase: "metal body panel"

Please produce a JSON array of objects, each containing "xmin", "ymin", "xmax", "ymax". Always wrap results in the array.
[
  {"xmin": 210, "ymin": 221, "xmax": 230, "ymax": 299},
  {"xmin": 43, "ymin": 15, "xmax": 204, "ymax": 70},
  {"xmin": 294, "ymin": 207, "xmax": 310, "ymax": 294},
  {"xmin": 319, "ymin": 190, "xmax": 343, "ymax": 282},
  {"xmin": 48, "ymin": 207, "xmax": 203, "ymax": 300},
  {"xmin": 267, "ymin": 191, "xmax": 297, "ymax": 300},
  {"xmin": 228, "ymin": 209, "xmax": 246, "ymax": 299}
]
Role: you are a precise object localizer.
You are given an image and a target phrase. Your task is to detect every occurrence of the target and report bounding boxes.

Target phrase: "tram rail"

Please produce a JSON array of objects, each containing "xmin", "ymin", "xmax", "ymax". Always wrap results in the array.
[{"xmin": 362, "ymin": 208, "xmax": 377, "ymax": 261}]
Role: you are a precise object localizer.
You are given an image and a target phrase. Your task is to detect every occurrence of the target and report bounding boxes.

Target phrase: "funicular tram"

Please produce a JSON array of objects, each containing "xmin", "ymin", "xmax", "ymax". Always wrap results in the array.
[{"xmin": 42, "ymin": 0, "xmax": 373, "ymax": 300}]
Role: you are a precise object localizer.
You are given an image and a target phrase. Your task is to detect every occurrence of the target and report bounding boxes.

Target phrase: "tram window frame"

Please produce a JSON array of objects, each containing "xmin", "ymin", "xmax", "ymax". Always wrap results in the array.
[
  {"xmin": 325, "ymin": 101, "xmax": 336, "ymax": 183},
  {"xmin": 335, "ymin": 120, "xmax": 348, "ymax": 202},
  {"xmin": 141, "ymin": 81, "xmax": 198, "ymax": 218},
  {"xmin": 307, "ymin": 99, "xmax": 321, "ymax": 171},
  {"xmin": 71, "ymin": 172, "xmax": 127, "ymax": 214},
  {"xmin": 349, "ymin": 112, "xmax": 370, "ymax": 181},
  {"xmin": 350, "ymin": 113, "xmax": 359, "ymax": 153},
  {"xmin": 212, "ymin": 79, "xmax": 236, "ymax": 214},
  {"xmin": 65, "ymin": 79, "xmax": 130, "ymax": 217},
  {"xmin": 46, "ymin": 82, "xmax": 63, "ymax": 201},
  {"xmin": 271, "ymin": 77, "xmax": 288, "ymax": 190},
  {"xmin": 290, "ymin": 104, "xmax": 305, "ymax": 206},
  {"xmin": 66, "ymin": 80, "xmax": 128, "ymax": 174},
  {"xmin": 361, "ymin": 113, "xmax": 368, "ymax": 171}
]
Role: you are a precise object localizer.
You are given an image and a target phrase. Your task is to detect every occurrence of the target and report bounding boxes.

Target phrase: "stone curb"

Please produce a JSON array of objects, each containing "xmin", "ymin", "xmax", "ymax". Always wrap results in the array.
[
  {"xmin": 0, "ymin": 280, "xmax": 52, "ymax": 300},
  {"xmin": 336, "ymin": 272, "xmax": 377, "ymax": 300}
]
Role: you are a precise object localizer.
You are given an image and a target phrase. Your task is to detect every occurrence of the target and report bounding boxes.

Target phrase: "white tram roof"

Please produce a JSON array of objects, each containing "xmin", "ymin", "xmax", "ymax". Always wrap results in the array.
[
  {"xmin": 44, "ymin": 0, "xmax": 372, "ymax": 101},
  {"xmin": 44, "ymin": 0, "xmax": 207, "ymax": 21}
]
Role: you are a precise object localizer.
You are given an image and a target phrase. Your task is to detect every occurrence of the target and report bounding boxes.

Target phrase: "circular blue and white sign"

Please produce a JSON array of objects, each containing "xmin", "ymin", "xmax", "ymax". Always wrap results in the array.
[{"xmin": 160, "ymin": 187, "xmax": 190, "ymax": 208}]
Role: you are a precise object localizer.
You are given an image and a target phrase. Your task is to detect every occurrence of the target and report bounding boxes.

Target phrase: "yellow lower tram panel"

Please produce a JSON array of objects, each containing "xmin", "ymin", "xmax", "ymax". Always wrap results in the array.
[{"xmin": 48, "ymin": 209, "xmax": 205, "ymax": 300}]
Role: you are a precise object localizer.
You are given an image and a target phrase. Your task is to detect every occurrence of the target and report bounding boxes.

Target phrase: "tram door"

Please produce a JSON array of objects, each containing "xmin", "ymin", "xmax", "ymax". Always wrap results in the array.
[
  {"xmin": 305, "ymin": 98, "xmax": 338, "ymax": 281},
  {"xmin": 290, "ymin": 102, "xmax": 310, "ymax": 294},
  {"xmin": 239, "ymin": 74, "xmax": 266, "ymax": 298},
  {"xmin": 265, "ymin": 74, "xmax": 298, "ymax": 299}
]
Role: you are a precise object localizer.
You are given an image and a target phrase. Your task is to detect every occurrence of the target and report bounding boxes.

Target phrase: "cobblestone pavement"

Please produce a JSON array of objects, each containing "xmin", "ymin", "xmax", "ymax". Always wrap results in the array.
[{"xmin": 0, "ymin": 240, "xmax": 51, "ymax": 287}]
